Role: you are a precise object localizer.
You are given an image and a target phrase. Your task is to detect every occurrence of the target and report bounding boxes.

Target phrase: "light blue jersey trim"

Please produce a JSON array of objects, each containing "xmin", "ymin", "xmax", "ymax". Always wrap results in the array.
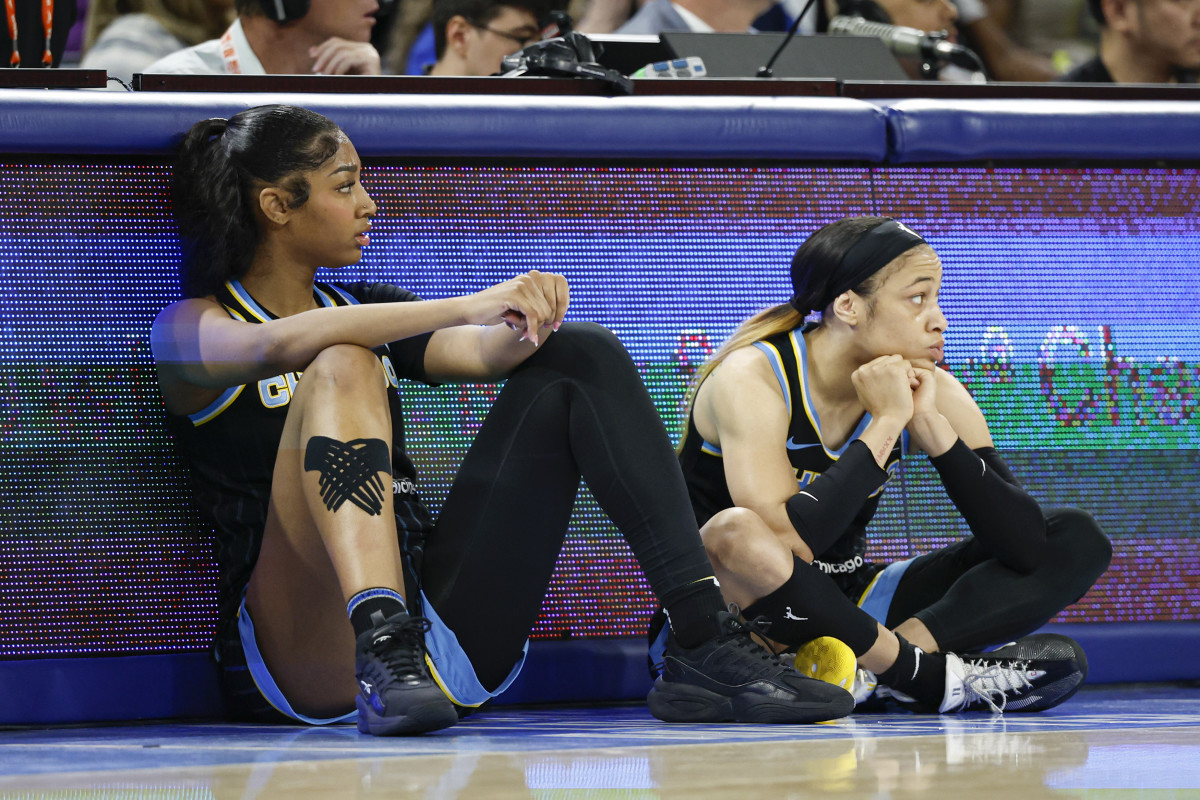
[
  {"xmin": 237, "ymin": 596, "xmax": 356, "ymax": 725},
  {"xmin": 752, "ymin": 340, "xmax": 792, "ymax": 417},
  {"xmin": 187, "ymin": 385, "xmax": 244, "ymax": 426},
  {"xmin": 313, "ymin": 286, "xmax": 338, "ymax": 308},
  {"xmin": 793, "ymin": 331, "xmax": 872, "ymax": 459},
  {"xmin": 420, "ymin": 591, "xmax": 527, "ymax": 707},
  {"xmin": 226, "ymin": 279, "xmax": 272, "ymax": 322},
  {"xmin": 857, "ymin": 558, "xmax": 915, "ymax": 624},
  {"xmin": 322, "ymin": 283, "xmax": 359, "ymax": 306}
]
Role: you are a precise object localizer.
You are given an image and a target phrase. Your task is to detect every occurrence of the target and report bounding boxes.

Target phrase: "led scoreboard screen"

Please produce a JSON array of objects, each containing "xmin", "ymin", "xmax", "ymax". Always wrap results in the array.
[{"xmin": 1, "ymin": 161, "xmax": 1197, "ymax": 658}]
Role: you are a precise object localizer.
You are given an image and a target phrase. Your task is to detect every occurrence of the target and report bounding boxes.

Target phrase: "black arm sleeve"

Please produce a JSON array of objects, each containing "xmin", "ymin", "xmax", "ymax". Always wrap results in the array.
[
  {"xmin": 929, "ymin": 438, "xmax": 1048, "ymax": 573},
  {"xmin": 785, "ymin": 440, "xmax": 888, "ymax": 558}
]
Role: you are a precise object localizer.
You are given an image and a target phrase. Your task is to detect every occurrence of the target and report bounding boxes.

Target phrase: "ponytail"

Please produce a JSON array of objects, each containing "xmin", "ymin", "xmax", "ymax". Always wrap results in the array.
[
  {"xmin": 173, "ymin": 117, "xmax": 254, "ymax": 298},
  {"xmin": 679, "ymin": 215, "xmax": 916, "ymax": 443},
  {"xmin": 678, "ymin": 303, "xmax": 804, "ymax": 447}
]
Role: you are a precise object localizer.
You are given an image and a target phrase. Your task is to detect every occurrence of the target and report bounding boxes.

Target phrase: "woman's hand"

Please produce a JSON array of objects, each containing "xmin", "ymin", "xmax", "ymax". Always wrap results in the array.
[
  {"xmin": 851, "ymin": 354, "xmax": 917, "ymax": 428},
  {"xmin": 911, "ymin": 366, "xmax": 938, "ymax": 419},
  {"xmin": 908, "ymin": 367, "xmax": 965, "ymax": 457},
  {"xmin": 462, "ymin": 271, "xmax": 569, "ymax": 346}
]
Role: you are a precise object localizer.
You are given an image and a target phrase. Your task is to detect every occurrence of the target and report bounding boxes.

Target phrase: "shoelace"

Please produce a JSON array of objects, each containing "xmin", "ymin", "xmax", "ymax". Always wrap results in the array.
[
  {"xmin": 960, "ymin": 658, "xmax": 1036, "ymax": 714},
  {"xmin": 369, "ymin": 616, "xmax": 433, "ymax": 678},
  {"xmin": 722, "ymin": 613, "xmax": 782, "ymax": 668}
]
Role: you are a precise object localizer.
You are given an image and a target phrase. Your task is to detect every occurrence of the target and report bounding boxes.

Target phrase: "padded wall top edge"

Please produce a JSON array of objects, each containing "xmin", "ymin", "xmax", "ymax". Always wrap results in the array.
[
  {"xmin": 882, "ymin": 99, "xmax": 1200, "ymax": 163},
  {"xmin": 0, "ymin": 90, "xmax": 887, "ymax": 161}
]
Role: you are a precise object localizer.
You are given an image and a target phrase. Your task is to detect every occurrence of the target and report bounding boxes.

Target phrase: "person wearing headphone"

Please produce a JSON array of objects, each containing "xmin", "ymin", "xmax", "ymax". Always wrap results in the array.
[{"xmin": 144, "ymin": 0, "xmax": 385, "ymax": 74}]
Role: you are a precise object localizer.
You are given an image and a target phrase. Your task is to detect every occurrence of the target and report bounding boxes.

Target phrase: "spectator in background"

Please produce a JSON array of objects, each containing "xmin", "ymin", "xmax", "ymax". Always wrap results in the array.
[
  {"xmin": 427, "ymin": 0, "xmax": 547, "ymax": 76},
  {"xmin": 144, "ymin": 0, "xmax": 383, "ymax": 75},
  {"xmin": 825, "ymin": 0, "xmax": 1057, "ymax": 81},
  {"xmin": 952, "ymin": 0, "xmax": 1058, "ymax": 80},
  {"xmin": 1064, "ymin": 0, "xmax": 1200, "ymax": 82},
  {"xmin": 983, "ymin": 0, "xmax": 1099, "ymax": 75},
  {"xmin": 575, "ymin": 0, "xmax": 639, "ymax": 32},
  {"xmin": 81, "ymin": 0, "xmax": 233, "ymax": 84},
  {"xmin": 384, "ymin": 0, "xmax": 620, "ymax": 75},
  {"xmin": 616, "ymin": 0, "xmax": 774, "ymax": 34}
]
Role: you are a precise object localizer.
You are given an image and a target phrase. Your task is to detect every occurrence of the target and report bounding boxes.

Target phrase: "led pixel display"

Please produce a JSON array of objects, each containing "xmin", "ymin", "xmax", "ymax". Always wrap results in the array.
[{"xmin": 1, "ymin": 161, "xmax": 1196, "ymax": 658}]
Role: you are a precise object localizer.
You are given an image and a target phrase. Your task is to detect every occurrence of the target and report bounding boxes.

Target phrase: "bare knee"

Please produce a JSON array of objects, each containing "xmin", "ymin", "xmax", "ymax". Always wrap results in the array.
[
  {"xmin": 702, "ymin": 507, "xmax": 792, "ymax": 585},
  {"xmin": 299, "ymin": 344, "xmax": 385, "ymax": 399}
]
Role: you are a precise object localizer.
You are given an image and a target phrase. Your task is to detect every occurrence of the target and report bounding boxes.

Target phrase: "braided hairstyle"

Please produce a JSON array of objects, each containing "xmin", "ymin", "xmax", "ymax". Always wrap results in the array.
[{"xmin": 172, "ymin": 104, "xmax": 344, "ymax": 298}]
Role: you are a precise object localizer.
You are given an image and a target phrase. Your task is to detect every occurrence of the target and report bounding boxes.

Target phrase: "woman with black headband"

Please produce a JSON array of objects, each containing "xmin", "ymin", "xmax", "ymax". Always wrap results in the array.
[{"xmin": 656, "ymin": 216, "xmax": 1112, "ymax": 713}]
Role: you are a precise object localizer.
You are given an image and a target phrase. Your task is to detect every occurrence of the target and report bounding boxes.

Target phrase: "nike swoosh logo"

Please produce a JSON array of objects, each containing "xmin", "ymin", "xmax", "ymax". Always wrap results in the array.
[{"xmin": 786, "ymin": 438, "xmax": 822, "ymax": 451}]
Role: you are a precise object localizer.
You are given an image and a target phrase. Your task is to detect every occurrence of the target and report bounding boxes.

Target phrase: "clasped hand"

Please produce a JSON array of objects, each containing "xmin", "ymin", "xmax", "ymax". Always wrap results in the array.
[
  {"xmin": 851, "ymin": 354, "xmax": 938, "ymax": 426},
  {"xmin": 465, "ymin": 271, "xmax": 570, "ymax": 347}
]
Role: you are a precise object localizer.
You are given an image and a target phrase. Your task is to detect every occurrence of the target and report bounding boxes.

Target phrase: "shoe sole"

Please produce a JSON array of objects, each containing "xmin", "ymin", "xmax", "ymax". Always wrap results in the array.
[
  {"xmin": 1004, "ymin": 668, "xmax": 1086, "ymax": 712},
  {"xmin": 646, "ymin": 680, "xmax": 853, "ymax": 724},
  {"xmin": 989, "ymin": 635, "xmax": 1089, "ymax": 714},
  {"xmin": 356, "ymin": 694, "xmax": 459, "ymax": 736}
]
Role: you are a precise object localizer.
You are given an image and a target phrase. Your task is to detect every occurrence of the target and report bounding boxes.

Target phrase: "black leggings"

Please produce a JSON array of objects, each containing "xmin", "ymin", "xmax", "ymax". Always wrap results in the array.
[
  {"xmin": 886, "ymin": 506, "xmax": 1112, "ymax": 652},
  {"xmin": 419, "ymin": 322, "xmax": 714, "ymax": 690},
  {"xmin": 749, "ymin": 507, "xmax": 1111, "ymax": 658}
]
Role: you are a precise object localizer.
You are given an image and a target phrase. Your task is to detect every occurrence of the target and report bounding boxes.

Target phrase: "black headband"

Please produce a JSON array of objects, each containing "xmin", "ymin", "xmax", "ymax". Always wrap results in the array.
[{"xmin": 790, "ymin": 219, "xmax": 927, "ymax": 316}]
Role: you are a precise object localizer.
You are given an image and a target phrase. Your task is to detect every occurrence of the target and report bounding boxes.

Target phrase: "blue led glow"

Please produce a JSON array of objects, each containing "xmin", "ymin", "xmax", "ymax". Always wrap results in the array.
[{"xmin": 0, "ymin": 161, "xmax": 1197, "ymax": 657}]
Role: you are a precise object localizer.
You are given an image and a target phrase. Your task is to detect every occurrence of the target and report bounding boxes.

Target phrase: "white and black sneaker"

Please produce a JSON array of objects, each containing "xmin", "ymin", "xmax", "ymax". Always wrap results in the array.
[{"xmin": 938, "ymin": 634, "xmax": 1089, "ymax": 714}]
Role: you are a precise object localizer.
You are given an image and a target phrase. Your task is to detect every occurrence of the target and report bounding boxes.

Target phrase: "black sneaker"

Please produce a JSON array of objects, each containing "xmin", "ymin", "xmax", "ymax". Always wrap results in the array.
[
  {"xmin": 937, "ymin": 633, "xmax": 1089, "ymax": 714},
  {"xmin": 355, "ymin": 610, "xmax": 459, "ymax": 735},
  {"xmin": 646, "ymin": 608, "xmax": 854, "ymax": 723}
]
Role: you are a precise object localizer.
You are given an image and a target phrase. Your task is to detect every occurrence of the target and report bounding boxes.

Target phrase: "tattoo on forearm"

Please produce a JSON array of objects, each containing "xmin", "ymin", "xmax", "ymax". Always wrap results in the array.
[
  {"xmin": 303, "ymin": 436, "xmax": 390, "ymax": 515},
  {"xmin": 877, "ymin": 436, "xmax": 895, "ymax": 465}
]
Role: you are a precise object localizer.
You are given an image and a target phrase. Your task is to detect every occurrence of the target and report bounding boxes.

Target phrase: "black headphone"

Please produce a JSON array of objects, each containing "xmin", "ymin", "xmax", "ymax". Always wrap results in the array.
[{"xmin": 258, "ymin": 0, "xmax": 310, "ymax": 23}]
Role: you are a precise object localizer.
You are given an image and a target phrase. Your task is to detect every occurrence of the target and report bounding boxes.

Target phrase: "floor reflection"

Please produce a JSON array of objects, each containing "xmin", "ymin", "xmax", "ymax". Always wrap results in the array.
[{"xmin": 1, "ymin": 686, "xmax": 1198, "ymax": 797}]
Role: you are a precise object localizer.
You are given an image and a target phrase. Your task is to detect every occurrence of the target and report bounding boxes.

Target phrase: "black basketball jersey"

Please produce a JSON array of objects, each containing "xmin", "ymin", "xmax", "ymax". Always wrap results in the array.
[
  {"xmin": 678, "ymin": 327, "xmax": 908, "ymax": 593},
  {"xmin": 165, "ymin": 279, "xmax": 436, "ymax": 635}
]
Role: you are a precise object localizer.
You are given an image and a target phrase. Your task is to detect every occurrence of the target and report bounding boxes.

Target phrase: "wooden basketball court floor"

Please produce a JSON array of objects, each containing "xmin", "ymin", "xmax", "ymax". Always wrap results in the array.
[{"xmin": 2, "ymin": 684, "xmax": 1198, "ymax": 798}]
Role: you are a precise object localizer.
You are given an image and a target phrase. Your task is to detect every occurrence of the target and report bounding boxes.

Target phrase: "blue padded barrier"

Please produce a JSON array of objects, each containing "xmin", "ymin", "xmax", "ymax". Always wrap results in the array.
[
  {"xmin": 1042, "ymin": 622, "xmax": 1200, "ymax": 685},
  {"xmin": 882, "ymin": 99, "xmax": 1200, "ymax": 163},
  {"xmin": 0, "ymin": 641, "xmax": 647, "ymax": 725},
  {"xmin": 0, "ymin": 653, "xmax": 225, "ymax": 725},
  {"xmin": 0, "ymin": 90, "xmax": 888, "ymax": 161},
  {"xmin": 4, "ymin": 624, "xmax": 1195, "ymax": 725}
]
